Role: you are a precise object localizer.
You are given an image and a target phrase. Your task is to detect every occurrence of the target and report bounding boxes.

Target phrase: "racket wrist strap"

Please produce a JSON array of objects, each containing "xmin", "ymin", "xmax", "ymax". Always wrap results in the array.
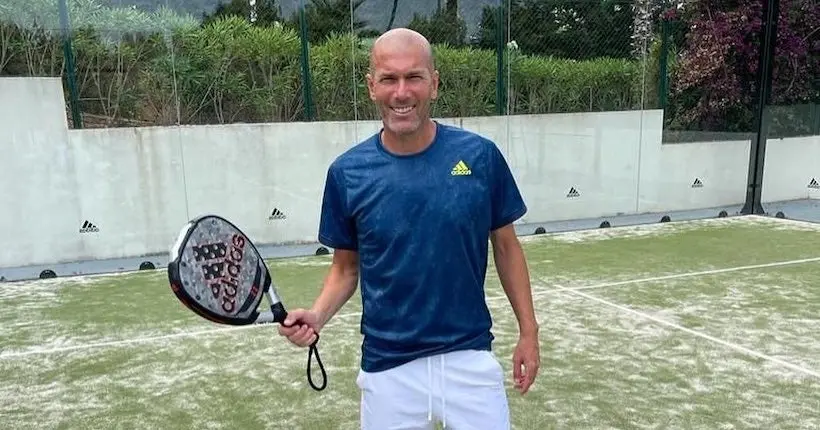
[{"xmin": 306, "ymin": 334, "xmax": 327, "ymax": 391}]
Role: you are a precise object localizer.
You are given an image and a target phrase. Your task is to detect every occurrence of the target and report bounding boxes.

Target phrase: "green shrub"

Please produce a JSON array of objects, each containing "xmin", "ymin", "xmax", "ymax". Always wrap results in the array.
[
  {"xmin": 507, "ymin": 53, "xmax": 643, "ymax": 114},
  {"xmin": 1, "ymin": 1, "xmax": 645, "ymax": 127}
]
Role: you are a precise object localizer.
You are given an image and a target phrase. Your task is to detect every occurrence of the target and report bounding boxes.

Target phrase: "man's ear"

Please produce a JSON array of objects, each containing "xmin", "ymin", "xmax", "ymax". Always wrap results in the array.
[
  {"xmin": 431, "ymin": 70, "xmax": 440, "ymax": 100},
  {"xmin": 366, "ymin": 73, "xmax": 376, "ymax": 101}
]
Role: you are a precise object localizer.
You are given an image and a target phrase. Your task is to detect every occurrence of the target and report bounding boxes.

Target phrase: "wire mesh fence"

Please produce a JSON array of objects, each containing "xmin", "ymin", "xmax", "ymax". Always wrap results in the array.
[
  {"xmin": 0, "ymin": 0, "xmax": 816, "ymax": 135},
  {"xmin": 658, "ymin": 0, "xmax": 819, "ymax": 141},
  {"xmin": 499, "ymin": 0, "xmax": 645, "ymax": 116}
]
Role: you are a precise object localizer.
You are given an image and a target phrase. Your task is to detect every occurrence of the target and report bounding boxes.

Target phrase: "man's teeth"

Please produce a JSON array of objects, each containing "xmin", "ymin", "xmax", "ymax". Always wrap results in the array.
[{"xmin": 392, "ymin": 106, "xmax": 413, "ymax": 113}]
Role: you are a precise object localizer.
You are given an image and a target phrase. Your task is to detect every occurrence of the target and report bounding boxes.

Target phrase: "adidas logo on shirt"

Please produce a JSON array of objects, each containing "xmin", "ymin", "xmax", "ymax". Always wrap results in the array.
[
  {"xmin": 451, "ymin": 160, "xmax": 471, "ymax": 176},
  {"xmin": 809, "ymin": 178, "xmax": 819, "ymax": 189}
]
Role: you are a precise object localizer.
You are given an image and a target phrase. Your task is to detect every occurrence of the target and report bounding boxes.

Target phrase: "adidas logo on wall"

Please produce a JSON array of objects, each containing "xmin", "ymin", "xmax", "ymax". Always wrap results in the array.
[
  {"xmin": 268, "ymin": 208, "xmax": 287, "ymax": 220},
  {"xmin": 809, "ymin": 178, "xmax": 819, "ymax": 189},
  {"xmin": 566, "ymin": 187, "xmax": 580, "ymax": 198},
  {"xmin": 692, "ymin": 178, "xmax": 704, "ymax": 188},
  {"xmin": 79, "ymin": 220, "xmax": 99, "ymax": 233}
]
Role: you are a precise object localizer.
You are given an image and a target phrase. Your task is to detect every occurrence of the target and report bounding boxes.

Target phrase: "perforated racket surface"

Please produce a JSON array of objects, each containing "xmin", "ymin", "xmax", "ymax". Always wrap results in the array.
[{"xmin": 167, "ymin": 214, "xmax": 326, "ymax": 391}]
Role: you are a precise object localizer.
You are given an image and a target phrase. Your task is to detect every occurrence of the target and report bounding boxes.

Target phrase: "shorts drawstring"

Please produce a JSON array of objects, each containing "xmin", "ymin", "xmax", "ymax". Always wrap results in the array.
[
  {"xmin": 441, "ymin": 354, "xmax": 447, "ymax": 428},
  {"xmin": 427, "ymin": 356, "xmax": 433, "ymax": 422},
  {"xmin": 426, "ymin": 355, "xmax": 448, "ymax": 428}
]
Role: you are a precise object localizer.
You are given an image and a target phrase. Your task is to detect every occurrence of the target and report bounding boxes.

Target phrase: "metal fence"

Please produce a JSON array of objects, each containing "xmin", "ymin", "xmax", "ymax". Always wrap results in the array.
[{"xmin": 0, "ymin": 0, "xmax": 817, "ymax": 138}]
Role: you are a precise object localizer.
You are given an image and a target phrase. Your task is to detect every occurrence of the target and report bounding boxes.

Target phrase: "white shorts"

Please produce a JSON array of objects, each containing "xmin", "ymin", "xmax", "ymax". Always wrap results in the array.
[{"xmin": 356, "ymin": 349, "xmax": 510, "ymax": 429}]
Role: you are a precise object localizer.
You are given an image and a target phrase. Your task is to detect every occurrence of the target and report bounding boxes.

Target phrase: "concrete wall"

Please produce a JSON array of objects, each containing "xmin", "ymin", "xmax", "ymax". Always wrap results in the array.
[
  {"xmin": 1, "ymin": 77, "xmax": 818, "ymax": 269},
  {"xmin": 0, "ymin": 78, "xmax": 82, "ymax": 269},
  {"xmin": 761, "ymin": 135, "xmax": 820, "ymax": 202},
  {"xmin": 637, "ymin": 137, "xmax": 752, "ymax": 214}
]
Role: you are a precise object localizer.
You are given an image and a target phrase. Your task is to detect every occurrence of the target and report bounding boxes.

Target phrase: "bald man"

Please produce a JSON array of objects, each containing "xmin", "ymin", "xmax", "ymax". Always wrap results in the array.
[{"xmin": 278, "ymin": 28, "xmax": 540, "ymax": 429}]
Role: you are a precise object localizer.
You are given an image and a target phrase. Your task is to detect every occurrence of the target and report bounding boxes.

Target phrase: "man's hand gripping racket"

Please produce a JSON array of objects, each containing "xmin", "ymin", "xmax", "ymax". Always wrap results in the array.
[{"xmin": 166, "ymin": 214, "xmax": 327, "ymax": 391}]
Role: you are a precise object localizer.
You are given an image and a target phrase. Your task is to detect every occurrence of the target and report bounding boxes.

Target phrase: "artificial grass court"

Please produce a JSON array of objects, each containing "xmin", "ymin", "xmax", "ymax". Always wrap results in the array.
[{"xmin": 1, "ymin": 215, "xmax": 819, "ymax": 429}]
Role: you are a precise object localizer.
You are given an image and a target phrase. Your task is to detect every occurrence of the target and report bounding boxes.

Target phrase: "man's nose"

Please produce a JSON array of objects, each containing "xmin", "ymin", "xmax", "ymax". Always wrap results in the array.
[{"xmin": 395, "ymin": 78, "xmax": 411, "ymax": 98}]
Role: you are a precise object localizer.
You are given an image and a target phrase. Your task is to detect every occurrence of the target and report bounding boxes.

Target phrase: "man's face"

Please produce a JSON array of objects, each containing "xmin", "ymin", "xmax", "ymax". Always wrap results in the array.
[{"xmin": 367, "ymin": 45, "xmax": 439, "ymax": 137}]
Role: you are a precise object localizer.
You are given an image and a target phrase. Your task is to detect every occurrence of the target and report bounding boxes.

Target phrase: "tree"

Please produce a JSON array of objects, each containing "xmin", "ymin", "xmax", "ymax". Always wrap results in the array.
[
  {"xmin": 202, "ymin": 0, "xmax": 283, "ymax": 27},
  {"xmin": 669, "ymin": 0, "xmax": 820, "ymax": 133},
  {"xmin": 407, "ymin": 5, "xmax": 467, "ymax": 47},
  {"xmin": 474, "ymin": 0, "xmax": 634, "ymax": 60},
  {"xmin": 291, "ymin": 0, "xmax": 368, "ymax": 43}
]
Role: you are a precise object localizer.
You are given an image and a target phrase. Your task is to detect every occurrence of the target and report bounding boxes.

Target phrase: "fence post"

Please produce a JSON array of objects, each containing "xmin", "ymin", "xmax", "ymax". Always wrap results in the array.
[
  {"xmin": 658, "ymin": 18, "xmax": 670, "ymax": 110},
  {"xmin": 495, "ymin": 0, "xmax": 506, "ymax": 116},
  {"xmin": 741, "ymin": 0, "xmax": 780, "ymax": 215},
  {"xmin": 58, "ymin": 0, "xmax": 82, "ymax": 129},
  {"xmin": 298, "ymin": 0, "xmax": 315, "ymax": 121}
]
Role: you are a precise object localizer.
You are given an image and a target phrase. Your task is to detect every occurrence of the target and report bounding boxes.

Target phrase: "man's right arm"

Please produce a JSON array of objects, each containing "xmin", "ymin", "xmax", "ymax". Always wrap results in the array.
[
  {"xmin": 279, "ymin": 249, "xmax": 358, "ymax": 347},
  {"xmin": 311, "ymin": 249, "xmax": 359, "ymax": 330},
  {"xmin": 312, "ymin": 163, "xmax": 359, "ymax": 329}
]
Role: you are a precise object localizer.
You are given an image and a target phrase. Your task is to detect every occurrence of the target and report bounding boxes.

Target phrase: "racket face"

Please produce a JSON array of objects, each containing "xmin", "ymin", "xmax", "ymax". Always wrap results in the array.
[{"xmin": 168, "ymin": 215, "xmax": 271, "ymax": 325}]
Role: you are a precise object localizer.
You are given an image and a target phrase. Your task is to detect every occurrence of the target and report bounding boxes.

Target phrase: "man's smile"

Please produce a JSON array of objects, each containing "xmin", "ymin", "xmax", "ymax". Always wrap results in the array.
[{"xmin": 391, "ymin": 105, "xmax": 415, "ymax": 114}]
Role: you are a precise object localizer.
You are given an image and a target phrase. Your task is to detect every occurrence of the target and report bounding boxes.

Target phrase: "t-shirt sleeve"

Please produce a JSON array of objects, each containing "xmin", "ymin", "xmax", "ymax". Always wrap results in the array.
[
  {"xmin": 489, "ymin": 142, "xmax": 527, "ymax": 231},
  {"xmin": 318, "ymin": 164, "xmax": 358, "ymax": 250}
]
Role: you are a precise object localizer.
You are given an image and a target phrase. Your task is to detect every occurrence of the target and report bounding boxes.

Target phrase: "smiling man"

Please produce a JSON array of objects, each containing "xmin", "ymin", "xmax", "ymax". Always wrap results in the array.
[
  {"xmin": 366, "ymin": 29, "xmax": 438, "ymax": 154},
  {"xmin": 278, "ymin": 28, "xmax": 540, "ymax": 429}
]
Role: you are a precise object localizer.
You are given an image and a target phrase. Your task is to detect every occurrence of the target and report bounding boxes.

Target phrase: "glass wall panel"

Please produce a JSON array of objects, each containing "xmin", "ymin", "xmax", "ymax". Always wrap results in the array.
[
  {"xmin": 497, "ymin": 0, "xmax": 760, "ymax": 237},
  {"xmin": 760, "ymin": 0, "xmax": 820, "ymax": 222},
  {"xmin": 502, "ymin": 0, "xmax": 657, "ymax": 238}
]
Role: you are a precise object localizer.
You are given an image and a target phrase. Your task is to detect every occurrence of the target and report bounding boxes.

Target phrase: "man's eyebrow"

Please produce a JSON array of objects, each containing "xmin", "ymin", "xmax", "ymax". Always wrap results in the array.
[{"xmin": 377, "ymin": 69, "xmax": 428, "ymax": 77}]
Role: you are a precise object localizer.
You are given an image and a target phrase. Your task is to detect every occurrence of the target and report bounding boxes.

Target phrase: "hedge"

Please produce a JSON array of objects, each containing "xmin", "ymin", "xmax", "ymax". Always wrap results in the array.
[{"xmin": 0, "ymin": 13, "xmax": 648, "ymax": 127}]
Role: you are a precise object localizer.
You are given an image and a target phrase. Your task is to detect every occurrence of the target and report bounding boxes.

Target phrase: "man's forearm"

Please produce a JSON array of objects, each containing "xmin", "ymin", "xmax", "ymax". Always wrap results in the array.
[
  {"xmin": 311, "ymin": 266, "xmax": 359, "ymax": 329},
  {"xmin": 493, "ymin": 241, "xmax": 539, "ymax": 337}
]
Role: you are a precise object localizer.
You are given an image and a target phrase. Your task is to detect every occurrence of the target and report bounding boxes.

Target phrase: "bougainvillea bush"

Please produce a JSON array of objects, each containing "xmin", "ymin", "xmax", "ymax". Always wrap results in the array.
[{"xmin": 667, "ymin": 0, "xmax": 819, "ymax": 135}]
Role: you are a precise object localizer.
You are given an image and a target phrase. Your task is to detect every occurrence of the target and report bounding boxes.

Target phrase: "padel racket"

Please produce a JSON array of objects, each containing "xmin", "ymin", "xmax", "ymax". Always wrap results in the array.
[{"xmin": 167, "ymin": 214, "xmax": 327, "ymax": 391}]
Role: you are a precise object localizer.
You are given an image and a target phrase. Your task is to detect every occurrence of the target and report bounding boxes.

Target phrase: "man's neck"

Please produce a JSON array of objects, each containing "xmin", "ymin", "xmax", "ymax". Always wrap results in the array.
[{"xmin": 381, "ymin": 120, "xmax": 437, "ymax": 155}]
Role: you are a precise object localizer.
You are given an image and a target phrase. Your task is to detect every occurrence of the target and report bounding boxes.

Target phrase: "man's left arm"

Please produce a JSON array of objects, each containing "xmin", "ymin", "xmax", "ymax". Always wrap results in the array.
[
  {"xmin": 491, "ymin": 224, "xmax": 540, "ymax": 394},
  {"xmin": 486, "ymin": 141, "xmax": 540, "ymax": 394}
]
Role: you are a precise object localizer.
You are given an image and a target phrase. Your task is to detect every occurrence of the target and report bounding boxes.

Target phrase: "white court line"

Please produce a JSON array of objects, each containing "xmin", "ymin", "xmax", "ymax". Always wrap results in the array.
[
  {"xmin": 522, "ymin": 256, "xmax": 820, "ymax": 299},
  {"xmin": 544, "ymin": 279, "xmax": 820, "ymax": 380},
  {"xmin": 1, "ymin": 256, "xmax": 819, "ymax": 360},
  {"xmin": 0, "ymin": 325, "xmax": 264, "ymax": 359}
]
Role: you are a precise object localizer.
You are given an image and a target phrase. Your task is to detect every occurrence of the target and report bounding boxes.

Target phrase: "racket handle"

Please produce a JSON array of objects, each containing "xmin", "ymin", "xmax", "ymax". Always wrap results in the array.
[
  {"xmin": 269, "ymin": 301, "xmax": 327, "ymax": 391},
  {"xmin": 270, "ymin": 302, "xmax": 288, "ymax": 325}
]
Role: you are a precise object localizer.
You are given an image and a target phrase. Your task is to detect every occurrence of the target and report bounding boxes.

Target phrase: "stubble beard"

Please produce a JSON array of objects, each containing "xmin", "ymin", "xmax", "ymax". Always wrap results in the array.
[{"xmin": 381, "ymin": 101, "xmax": 431, "ymax": 139}]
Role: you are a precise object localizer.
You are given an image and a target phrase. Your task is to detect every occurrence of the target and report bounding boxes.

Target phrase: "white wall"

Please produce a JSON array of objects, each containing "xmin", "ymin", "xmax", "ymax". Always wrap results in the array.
[
  {"xmin": 637, "ymin": 138, "xmax": 751, "ymax": 214},
  {"xmin": 176, "ymin": 121, "xmax": 359, "ymax": 246},
  {"xmin": 494, "ymin": 110, "xmax": 646, "ymax": 223},
  {"xmin": 0, "ymin": 78, "xmax": 83, "ymax": 267},
  {"xmin": 761, "ymin": 135, "xmax": 820, "ymax": 202},
  {"xmin": 0, "ymin": 77, "xmax": 817, "ymax": 269},
  {"xmin": 69, "ymin": 127, "xmax": 190, "ymax": 261}
]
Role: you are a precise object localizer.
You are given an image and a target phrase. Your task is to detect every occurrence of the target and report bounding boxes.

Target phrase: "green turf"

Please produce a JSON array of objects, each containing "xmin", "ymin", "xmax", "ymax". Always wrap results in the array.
[{"xmin": 1, "ymin": 215, "xmax": 819, "ymax": 429}]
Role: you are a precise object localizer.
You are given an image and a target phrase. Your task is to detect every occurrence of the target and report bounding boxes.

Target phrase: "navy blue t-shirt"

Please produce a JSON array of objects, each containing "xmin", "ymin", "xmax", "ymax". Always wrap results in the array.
[{"xmin": 317, "ymin": 122, "xmax": 527, "ymax": 372}]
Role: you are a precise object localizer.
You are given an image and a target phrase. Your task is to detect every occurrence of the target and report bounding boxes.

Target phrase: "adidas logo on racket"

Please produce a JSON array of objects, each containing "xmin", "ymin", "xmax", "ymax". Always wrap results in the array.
[{"xmin": 167, "ymin": 215, "xmax": 327, "ymax": 391}]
